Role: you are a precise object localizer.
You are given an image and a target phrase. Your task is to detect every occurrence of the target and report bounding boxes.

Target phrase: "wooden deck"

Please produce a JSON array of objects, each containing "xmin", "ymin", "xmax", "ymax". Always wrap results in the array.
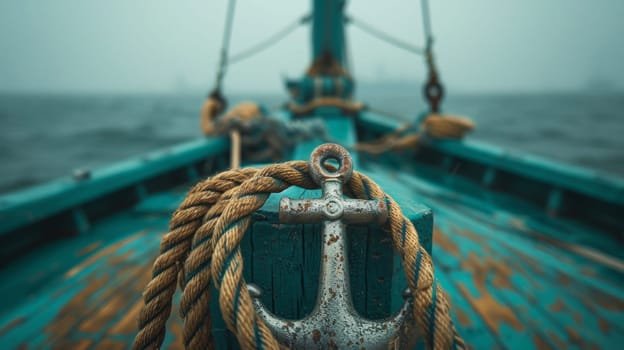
[{"xmin": 0, "ymin": 159, "xmax": 622, "ymax": 349}]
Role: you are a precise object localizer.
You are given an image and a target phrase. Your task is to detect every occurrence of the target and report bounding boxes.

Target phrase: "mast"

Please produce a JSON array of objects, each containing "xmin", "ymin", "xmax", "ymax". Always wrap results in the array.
[
  {"xmin": 311, "ymin": 0, "xmax": 346, "ymax": 67},
  {"xmin": 285, "ymin": 0, "xmax": 354, "ymax": 106}
]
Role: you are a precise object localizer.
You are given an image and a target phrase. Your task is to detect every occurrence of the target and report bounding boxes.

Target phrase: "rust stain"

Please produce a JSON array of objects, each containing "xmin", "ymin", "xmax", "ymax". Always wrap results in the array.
[
  {"xmin": 591, "ymin": 289, "xmax": 624, "ymax": 311},
  {"xmin": 109, "ymin": 298, "xmax": 143, "ymax": 335},
  {"xmin": 546, "ymin": 331, "xmax": 566, "ymax": 348},
  {"xmin": 80, "ymin": 287, "xmax": 136, "ymax": 333},
  {"xmin": 65, "ymin": 230, "xmax": 148, "ymax": 279},
  {"xmin": 556, "ymin": 272, "xmax": 571, "ymax": 286},
  {"xmin": 107, "ymin": 250, "xmax": 133, "ymax": 265},
  {"xmin": 549, "ymin": 299, "xmax": 566, "ymax": 312},
  {"xmin": 52, "ymin": 339, "xmax": 92, "ymax": 350},
  {"xmin": 312, "ymin": 329, "xmax": 321, "ymax": 343},
  {"xmin": 504, "ymin": 259, "xmax": 544, "ymax": 291},
  {"xmin": 573, "ymin": 312, "xmax": 582, "ymax": 325},
  {"xmin": 327, "ymin": 234, "xmax": 339, "ymax": 246},
  {"xmin": 45, "ymin": 274, "xmax": 110, "ymax": 341},
  {"xmin": 432, "ymin": 226, "xmax": 459, "ymax": 256},
  {"xmin": 454, "ymin": 228, "xmax": 484, "ymax": 243},
  {"xmin": 94, "ymin": 338, "xmax": 127, "ymax": 350},
  {"xmin": 565, "ymin": 327, "xmax": 582, "ymax": 344},
  {"xmin": 488, "ymin": 258, "xmax": 513, "ymax": 289},
  {"xmin": 563, "ymin": 326, "xmax": 600, "ymax": 350},
  {"xmin": 457, "ymin": 253, "xmax": 523, "ymax": 335},
  {"xmin": 45, "ymin": 258, "xmax": 152, "ymax": 347},
  {"xmin": 598, "ymin": 318, "xmax": 610, "ymax": 334},
  {"xmin": 532, "ymin": 334, "xmax": 555, "ymax": 350},
  {"xmin": 77, "ymin": 241, "xmax": 103, "ymax": 257},
  {"xmin": 454, "ymin": 307, "xmax": 472, "ymax": 327},
  {"xmin": 0, "ymin": 316, "xmax": 26, "ymax": 336}
]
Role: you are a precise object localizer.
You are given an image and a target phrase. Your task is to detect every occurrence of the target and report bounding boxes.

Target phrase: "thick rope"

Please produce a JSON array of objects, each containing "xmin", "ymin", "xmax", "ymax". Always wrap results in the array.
[
  {"xmin": 202, "ymin": 102, "xmax": 332, "ymax": 167},
  {"xmin": 133, "ymin": 168, "xmax": 257, "ymax": 350},
  {"xmin": 355, "ymin": 114, "xmax": 474, "ymax": 155},
  {"xmin": 134, "ymin": 162, "xmax": 466, "ymax": 349}
]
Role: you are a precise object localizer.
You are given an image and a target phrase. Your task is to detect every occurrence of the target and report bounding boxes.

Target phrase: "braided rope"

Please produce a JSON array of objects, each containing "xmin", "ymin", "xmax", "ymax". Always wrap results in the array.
[
  {"xmin": 133, "ymin": 168, "xmax": 257, "ymax": 350},
  {"xmin": 134, "ymin": 162, "xmax": 466, "ymax": 350}
]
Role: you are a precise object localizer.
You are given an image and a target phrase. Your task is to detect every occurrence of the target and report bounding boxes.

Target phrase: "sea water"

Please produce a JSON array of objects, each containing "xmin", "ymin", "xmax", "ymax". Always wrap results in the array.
[{"xmin": 1, "ymin": 92, "xmax": 623, "ymax": 194}]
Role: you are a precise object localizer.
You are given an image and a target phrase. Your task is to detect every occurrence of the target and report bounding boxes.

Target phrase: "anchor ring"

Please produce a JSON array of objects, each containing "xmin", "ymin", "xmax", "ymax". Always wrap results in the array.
[{"xmin": 309, "ymin": 143, "xmax": 353, "ymax": 185}]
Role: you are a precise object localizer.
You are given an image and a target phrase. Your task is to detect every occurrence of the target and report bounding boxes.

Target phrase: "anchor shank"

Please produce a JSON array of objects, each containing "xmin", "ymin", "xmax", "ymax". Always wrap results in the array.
[{"xmin": 317, "ymin": 220, "xmax": 353, "ymax": 309}]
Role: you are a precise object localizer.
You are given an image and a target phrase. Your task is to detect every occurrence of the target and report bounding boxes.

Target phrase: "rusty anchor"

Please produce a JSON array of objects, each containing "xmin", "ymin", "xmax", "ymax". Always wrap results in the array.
[{"xmin": 247, "ymin": 143, "xmax": 413, "ymax": 349}]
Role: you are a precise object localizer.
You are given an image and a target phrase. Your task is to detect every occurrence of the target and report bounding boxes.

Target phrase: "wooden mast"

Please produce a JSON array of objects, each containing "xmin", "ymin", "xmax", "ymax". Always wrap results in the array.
[{"xmin": 311, "ymin": 0, "xmax": 347, "ymax": 67}]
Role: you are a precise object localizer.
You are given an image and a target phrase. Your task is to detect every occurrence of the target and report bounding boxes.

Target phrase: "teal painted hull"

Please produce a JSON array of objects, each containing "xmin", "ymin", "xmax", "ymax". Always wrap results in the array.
[
  {"xmin": 0, "ymin": 104, "xmax": 622, "ymax": 349},
  {"xmin": 1, "ymin": 2, "xmax": 623, "ymax": 346}
]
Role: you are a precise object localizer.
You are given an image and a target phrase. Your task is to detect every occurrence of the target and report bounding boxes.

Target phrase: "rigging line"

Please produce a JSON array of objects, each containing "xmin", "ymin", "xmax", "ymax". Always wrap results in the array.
[
  {"xmin": 214, "ymin": 0, "xmax": 237, "ymax": 92},
  {"xmin": 420, "ymin": 0, "xmax": 433, "ymax": 48},
  {"xmin": 343, "ymin": 24, "xmax": 353, "ymax": 76},
  {"xmin": 346, "ymin": 15, "xmax": 425, "ymax": 56},
  {"xmin": 228, "ymin": 14, "xmax": 311, "ymax": 65}
]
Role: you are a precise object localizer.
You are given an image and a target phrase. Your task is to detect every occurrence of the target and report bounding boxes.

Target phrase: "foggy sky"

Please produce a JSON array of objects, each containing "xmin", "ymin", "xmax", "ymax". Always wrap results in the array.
[{"xmin": 1, "ymin": 0, "xmax": 623, "ymax": 94}]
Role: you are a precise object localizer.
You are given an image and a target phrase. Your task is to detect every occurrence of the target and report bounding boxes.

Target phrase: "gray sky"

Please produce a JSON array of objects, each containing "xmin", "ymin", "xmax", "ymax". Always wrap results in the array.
[{"xmin": 1, "ymin": 0, "xmax": 623, "ymax": 94}]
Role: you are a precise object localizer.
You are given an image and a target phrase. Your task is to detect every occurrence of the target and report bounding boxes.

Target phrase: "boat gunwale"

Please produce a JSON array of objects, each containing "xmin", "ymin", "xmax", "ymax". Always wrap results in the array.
[
  {"xmin": 0, "ymin": 137, "xmax": 229, "ymax": 237},
  {"xmin": 358, "ymin": 110, "xmax": 624, "ymax": 206},
  {"xmin": 2, "ymin": 109, "xmax": 623, "ymax": 239}
]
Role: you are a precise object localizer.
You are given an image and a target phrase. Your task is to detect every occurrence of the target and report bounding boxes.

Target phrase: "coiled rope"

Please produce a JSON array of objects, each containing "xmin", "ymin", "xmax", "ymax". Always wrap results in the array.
[
  {"xmin": 201, "ymin": 101, "xmax": 332, "ymax": 168},
  {"xmin": 133, "ymin": 161, "xmax": 466, "ymax": 349},
  {"xmin": 355, "ymin": 114, "xmax": 474, "ymax": 155}
]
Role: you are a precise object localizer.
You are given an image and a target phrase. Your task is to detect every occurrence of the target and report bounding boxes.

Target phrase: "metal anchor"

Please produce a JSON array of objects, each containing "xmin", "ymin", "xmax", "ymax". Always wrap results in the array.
[{"xmin": 248, "ymin": 143, "xmax": 413, "ymax": 349}]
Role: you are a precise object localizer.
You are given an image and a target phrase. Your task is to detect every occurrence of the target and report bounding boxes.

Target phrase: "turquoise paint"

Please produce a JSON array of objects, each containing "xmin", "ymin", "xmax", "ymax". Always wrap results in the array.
[
  {"xmin": 358, "ymin": 109, "xmax": 624, "ymax": 205},
  {"xmin": 201, "ymin": 110, "xmax": 434, "ymax": 348},
  {"xmin": 0, "ymin": 137, "xmax": 228, "ymax": 236},
  {"xmin": 0, "ymin": 0, "xmax": 623, "ymax": 348},
  {"xmin": 357, "ymin": 110, "xmax": 624, "ymax": 233},
  {"xmin": 286, "ymin": 74, "xmax": 354, "ymax": 103},
  {"xmin": 312, "ymin": 0, "xmax": 346, "ymax": 64},
  {"xmin": 0, "ymin": 144, "xmax": 622, "ymax": 348}
]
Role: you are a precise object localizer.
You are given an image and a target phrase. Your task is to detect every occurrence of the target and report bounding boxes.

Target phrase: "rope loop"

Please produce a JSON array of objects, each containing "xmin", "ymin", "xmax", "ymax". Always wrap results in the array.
[{"xmin": 134, "ymin": 160, "xmax": 466, "ymax": 349}]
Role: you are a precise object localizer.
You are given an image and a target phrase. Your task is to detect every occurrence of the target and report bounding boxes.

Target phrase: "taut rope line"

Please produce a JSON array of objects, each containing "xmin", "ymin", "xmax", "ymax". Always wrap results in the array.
[
  {"xmin": 346, "ymin": 15, "xmax": 426, "ymax": 56},
  {"xmin": 133, "ymin": 152, "xmax": 466, "ymax": 349},
  {"xmin": 214, "ymin": 0, "xmax": 237, "ymax": 94},
  {"xmin": 229, "ymin": 14, "xmax": 311, "ymax": 65}
]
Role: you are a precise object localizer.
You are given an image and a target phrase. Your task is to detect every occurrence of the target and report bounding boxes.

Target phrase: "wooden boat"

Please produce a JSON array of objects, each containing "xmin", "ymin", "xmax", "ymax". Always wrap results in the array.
[{"xmin": 1, "ymin": 0, "xmax": 622, "ymax": 349}]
